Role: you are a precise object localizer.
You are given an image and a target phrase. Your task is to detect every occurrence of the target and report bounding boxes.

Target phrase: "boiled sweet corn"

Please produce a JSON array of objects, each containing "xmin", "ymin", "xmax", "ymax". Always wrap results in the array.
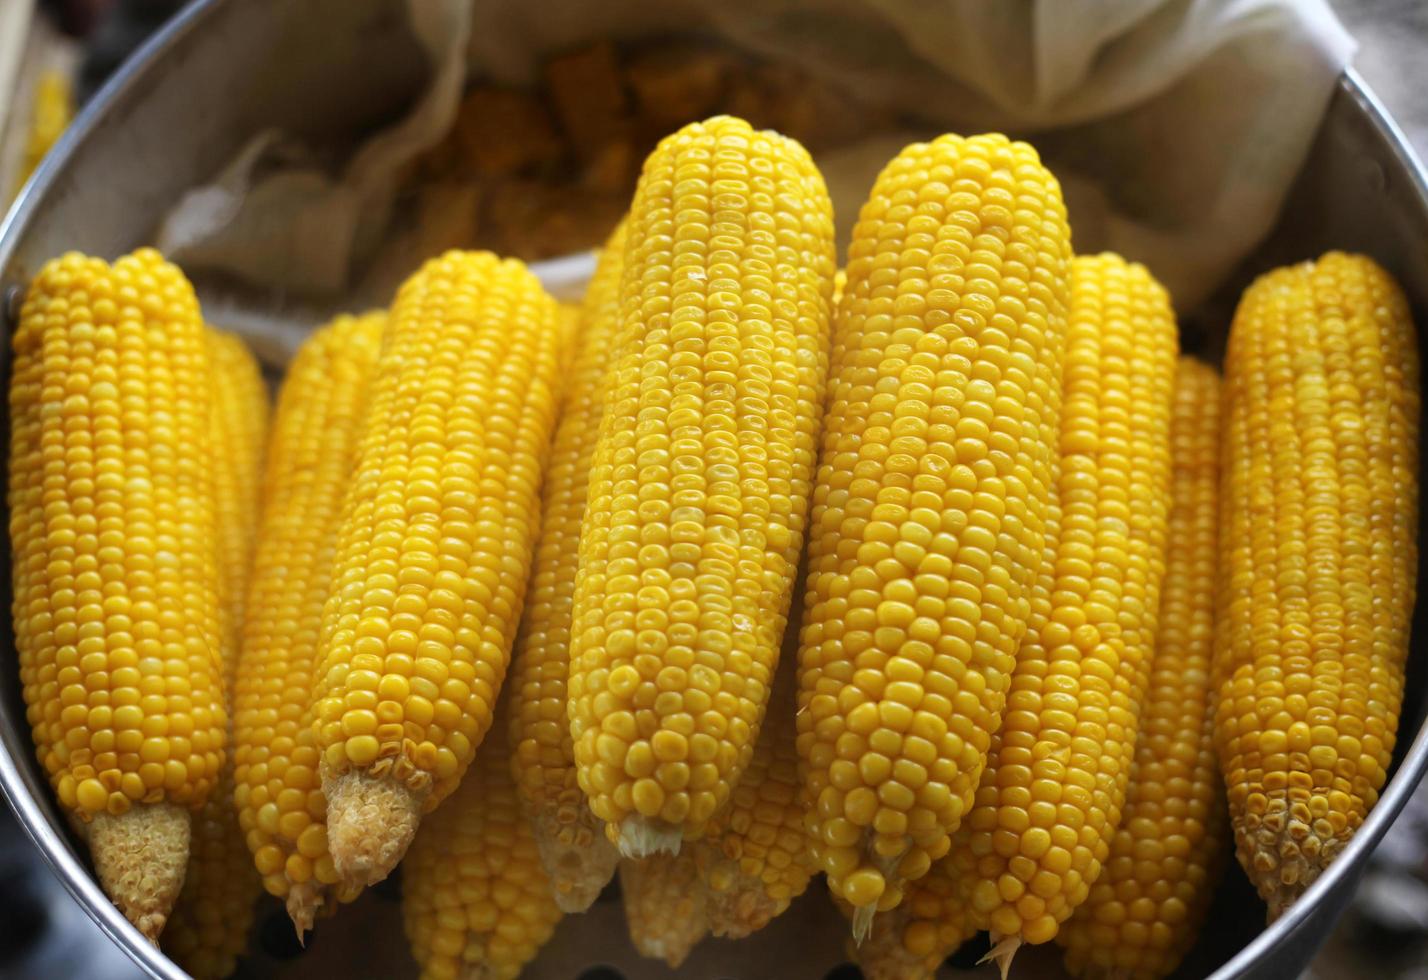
[
  {"xmin": 1058, "ymin": 357, "xmax": 1226, "ymax": 979},
  {"xmin": 162, "ymin": 328, "xmax": 269, "ymax": 978},
  {"xmin": 13, "ymin": 69, "xmax": 72, "ymax": 197},
  {"xmin": 620, "ymin": 850, "xmax": 709, "ymax": 969},
  {"xmin": 796, "ymin": 132, "xmax": 1072, "ymax": 933},
  {"xmin": 953, "ymin": 253, "xmax": 1177, "ymax": 971},
  {"xmin": 692, "ymin": 590, "xmax": 813, "ymax": 937},
  {"xmin": 231, "ymin": 312, "xmax": 385, "ymax": 933},
  {"xmin": 509, "ymin": 221, "xmax": 627, "ymax": 911},
  {"xmin": 9, "ymin": 249, "xmax": 226, "ymax": 939},
  {"xmin": 313, "ymin": 252, "xmax": 563, "ymax": 888},
  {"xmin": 403, "ymin": 697, "xmax": 562, "ymax": 980},
  {"xmin": 569, "ymin": 115, "xmax": 837, "ymax": 855},
  {"xmin": 1216, "ymin": 252, "xmax": 1420, "ymax": 916}
]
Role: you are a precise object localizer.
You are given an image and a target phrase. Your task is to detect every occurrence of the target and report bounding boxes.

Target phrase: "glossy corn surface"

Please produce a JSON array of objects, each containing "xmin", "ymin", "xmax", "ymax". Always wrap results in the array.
[
  {"xmin": 797, "ymin": 132, "xmax": 1073, "ymax": 922},
  {"xmin": 958, "ymin": 253, "xmax": 1178, "ymax": 950},
  {"xmin": 1216, "ymin": 252, "xmax": 1419, "ymax": 916},
  {"xmin": 232, "ymin": 312, "xmax": 385, "ymax": 912},
  {"xmin": 163, "ymin": 328, "xmax": 269, "ymax": 979},
  {"xmin": 851, "ymin": 856, "xmax": 976, "ymax": 980},
  {"xmin": 10, "ymin": 249, "xmax": 226, "ymax": 819},
  {"xmin": 404, "ymin": 699, "xmax": 561, "ymax": 980},
  {"xmin": 314, "ymin": 252, "xmax": 562, "ymax": 806},
  {"xmin": 693, "ymin": 606, "xmax": 813, "ymax": 937},
  {"xmin": 509, "ymin": 222, "xmax": 627, "ymax": 910},
  {"xmin": 1059, "ymin": 357, "xmax": 1226, "ymax": 979},
  {"xmin": 569, "ymin": 116, "xmax": 837, "ymax": 851}
]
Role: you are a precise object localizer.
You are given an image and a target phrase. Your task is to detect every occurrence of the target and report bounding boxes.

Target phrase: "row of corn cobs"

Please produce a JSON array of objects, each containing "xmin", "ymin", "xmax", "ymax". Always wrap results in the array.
[{"xmin": 8, "ymin": 115, "xmax": 1419, "ymax": 980}]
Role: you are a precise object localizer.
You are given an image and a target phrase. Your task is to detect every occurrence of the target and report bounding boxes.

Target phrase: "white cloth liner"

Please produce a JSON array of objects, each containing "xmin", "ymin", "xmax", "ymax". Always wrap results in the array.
[{"xmin": 157, "ymin": 0, "xmax": 1355, "ymax": 357}]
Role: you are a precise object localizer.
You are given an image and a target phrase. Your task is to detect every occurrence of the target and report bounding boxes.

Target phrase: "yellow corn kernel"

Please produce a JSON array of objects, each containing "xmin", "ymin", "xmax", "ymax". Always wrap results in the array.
[
  {"xmin": 1058, "ymin": 358, "xmax": 1227, "ymax": 979},
  {"xmin": 797, "ymin": 133, "xmax": 1073, "ymax": 932},
  {"xmin": 313, "ymin": 252, "xmax": 563, "ymax": 887},
  {"xmin": 508, "ymin": 221, "xmax": 627, "ymax": 912},
  {"xmin": 569, "ymin": 116, "xmax": 837, "ymax": 855},
  {"xmin": 163, "ymin": 328, "xmax": 269, "ymax": 978},
  {"xmin": 403, "ymin": 700, "xmax": 562, "ymax": 980},
  {"xmin": 9, "ymin": 249, "xmax": 226, "ymax": 938},
  {"xmin": 14, "ymin": 69, "xmax": 72, "ymax": 196},
  {"xmin": 692, "ymin": 591, "xmax": 814, "ymax": 937},
  {"xmin": 621, "ymin": 850, "xmax": 709, "ymax": 969},
  {"xmin": 847, "ymin": 856, "xmax": 976, "ymax": 980},
  {"xmin": 952, "ymin": 253, "xmax": 1178, "ymax": 970},
  {"xmin": 231, "ymin": 312, "xmax": 385, "ymax": 933},
  {"xmin": 1216, "ymin": 252, "xmax": 1419, "ymax": 917}
]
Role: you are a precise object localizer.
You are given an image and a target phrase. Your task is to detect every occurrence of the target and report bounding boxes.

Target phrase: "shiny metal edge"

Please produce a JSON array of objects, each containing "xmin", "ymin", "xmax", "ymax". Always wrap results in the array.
[
  {"xmin": 0, "ymin": 1, "xmax": 226, "ymax": 974},
  {"xmin": 1207, "ymin": 68, "xmax": 1428, "ymax": 980}
]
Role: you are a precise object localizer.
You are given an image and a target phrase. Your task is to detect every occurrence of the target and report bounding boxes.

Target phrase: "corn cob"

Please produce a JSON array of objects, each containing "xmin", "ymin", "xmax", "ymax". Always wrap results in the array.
[
  {"xmin": 9, "ymin": 249, "xmax": 226, "ymax": 939},
  {"xmin": 951, "ymin": 253, "xmax": 1177, "ymax": 973},
  {"xmin": 1216, "ymin": 252, "xmax": 1420, "ymax": 916},
  {"xmin": 569, "ymin": 115, "xmax": 837, "ymax": 855},
  {"xmin": 231, "ymin": 312, "xmax": 385, "ymax": 933},
  {"xmin": 163, "ymin": 329, "xmax": 269, "ymax": 978},
  {"xmin": 796, "ymin": 133, "xmax": 1072, "ymax": 934},
  {"xmin": 847, "ymin": 857, "xmax": 976, "ymax": 980},
  {"xmin": 313, "ymin": 252, "xmax": 563, "ymax": 888},
  {"xmin": 620, "ymin": 850, "xmax": 709, "ymax": 968},
  {"xmin": 509, "ymin": 222, "xmax": 627, "ymax": 912},
  {"xmin": 13, "ymin": 68, "xmax": 72, "ymax": 196},
  {"xmin": 1057, "ymin": 357, "xmax": 1226, "ymax": 979},
  {"xmin": 692, "ymin": 587, "xmax": 813, "ymax": 937},
  {"xmin": 403, "ymin": 697, "xmax": 562, "ymax": 980}
]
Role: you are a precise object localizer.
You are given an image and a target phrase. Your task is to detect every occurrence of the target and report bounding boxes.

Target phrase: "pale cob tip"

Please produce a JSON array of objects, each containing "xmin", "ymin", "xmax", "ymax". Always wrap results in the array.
[
  {"xmin": 89, "ymin": 804, "xmax": 191, "ymax": 943},
  {"xmin": 980, "ymin": 934, "xmax": 1022, "ymax": 980},
  {"xmin": 531, "ymin": 810, "xmax": 620, "ymax": 913},
  {"xmin": 616, "ymin": 815, "xmax": 682, "ymax": 859},
  {"xmin": 324, "ymin": 771, "xmax": 422, "ymax": 889},
  {"xmin": 703, "ymin": 866, "xmax": 779, "ymax": 939},
  {"xmin": 1244, "ymin": 819, "xmax": 1344, "ymax": 920}
]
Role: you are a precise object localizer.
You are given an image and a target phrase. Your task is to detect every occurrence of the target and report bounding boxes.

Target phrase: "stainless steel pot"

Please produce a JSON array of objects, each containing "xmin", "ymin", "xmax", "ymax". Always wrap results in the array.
[{"xmin": 2, "ymin": 1, "xmax": 1426, "ymax": 978}]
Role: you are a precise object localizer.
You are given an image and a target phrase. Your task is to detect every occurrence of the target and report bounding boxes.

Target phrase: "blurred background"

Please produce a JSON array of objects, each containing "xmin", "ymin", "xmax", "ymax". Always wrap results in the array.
[{"xmin": 0, "ymin": 0, "xmax": 1426, "ymax": 978}]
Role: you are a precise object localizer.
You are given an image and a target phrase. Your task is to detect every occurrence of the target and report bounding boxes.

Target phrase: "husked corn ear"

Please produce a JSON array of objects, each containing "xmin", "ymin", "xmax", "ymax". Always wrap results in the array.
[
  {"xmin": 161, "ymin": 770, "xmax": 258, "ymax": 978},
  {"xmin": 509, "ymin": 222, "xmax": 627, "ymax": 912},
  {"xmin": 569, "ymin": 116, "xmax": 837, "ymax": 854},
  {"xmin": 163, "ymin": 328, "xmax": 268, "ymax": 978},
  {"xmin": 797, "ymin": 133, "xmax": 1072, "ymax": 931},
  {"xmin": 9, "ymin": 249, "xmax": 226, "ymax": 938},
  {"xmin": 314, "ymin": 251, "xmax": 563, "ymax": 888},
  {"xmin": 204, "ymin": 329, "xmax": 269, "ymax": 672},
  {"xmin": 621, "ymin": 851, "xmax": 709, "ymax": 969},
  {"xmin": 232, "ymin": 312, "xmax": 385, "ymax": 933},
  {"xmin": 850, "ymin": 857, "xmax": 976, "ymax": 980},
  {"xmin": 1216, "ymin": 252, "xmax": 1420, "ymax": 916},
  {"xmin": 956, "ymin": 253, "xmax": 1177, "ymax": 969},
  {"xmin": 692, "ymin": 593, "xmax": 813, "ymax": 937},
  {"xmin": 403, "ymin": 701, "xmax": 562, "ymax": 980},
  {"xmin": 1058, "ymin": 358, "xmax": 1227, "ymax": 979}
]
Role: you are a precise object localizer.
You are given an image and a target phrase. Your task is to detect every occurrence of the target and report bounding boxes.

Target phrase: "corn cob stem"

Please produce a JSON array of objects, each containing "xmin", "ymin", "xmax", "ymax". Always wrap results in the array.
[
  {"xmin": 323, "ymin": 770, "xmax": 422, "ymax": 889},
  {"xmin": 621, "ymin": 851, "xmax": 709, "ymax": 968},
  {"xmin": 90, "ymin": 804, "xmax": 190, "ymax": 943}
]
